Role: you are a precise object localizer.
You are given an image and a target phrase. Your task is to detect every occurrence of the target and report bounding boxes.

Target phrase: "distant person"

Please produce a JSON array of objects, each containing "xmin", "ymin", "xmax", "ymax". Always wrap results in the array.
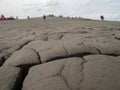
[
  {"xmin": 43, "ymin": 15, "xmax": 46, "ymax": 21},
  {"xmin": 1, "ymin": 14, "xmax": 5, "ymax": 20},
  {"xmin": 27, "ymin": 16, "xmax": 30, "ymax": 19},
  {"xmin": 100, "ymin": 15, "xmax": 104, "ymax": 21}
]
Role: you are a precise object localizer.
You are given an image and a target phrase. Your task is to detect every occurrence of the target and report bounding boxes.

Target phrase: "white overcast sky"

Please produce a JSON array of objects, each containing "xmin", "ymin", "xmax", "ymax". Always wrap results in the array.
[{"xmin": 0, "ymin": 0, "xmax": 120, "ymax": 21}]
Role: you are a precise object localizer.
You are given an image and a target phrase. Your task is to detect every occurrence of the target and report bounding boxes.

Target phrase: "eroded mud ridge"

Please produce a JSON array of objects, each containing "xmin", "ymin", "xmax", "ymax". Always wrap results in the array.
[{"xmin": 0, "ymin": 17, "xmax": 120, "ymax": 90}]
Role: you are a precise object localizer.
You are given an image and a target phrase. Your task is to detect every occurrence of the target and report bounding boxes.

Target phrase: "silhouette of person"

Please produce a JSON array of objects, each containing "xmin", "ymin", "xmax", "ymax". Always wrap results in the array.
[
  {"xmin": 43, "ymin": 15, "xmax": 46, "ymax": 21},
  {"xmin": 100, "ymin": 15, "xmax": 104, "ymax": 21},
  {"xmin": 27, "ymin": 16, "xmax": 30, "ymax": 19}
]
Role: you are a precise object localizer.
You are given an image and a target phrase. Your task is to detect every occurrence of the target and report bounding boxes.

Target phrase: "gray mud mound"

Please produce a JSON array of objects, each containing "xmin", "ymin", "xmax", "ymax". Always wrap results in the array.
[
  {"xmin": 81, "ymin": 55, "xmax": 120, "ymax": 90},
  {"xmin": 4, "ymin": 48, "xmax": 41, "ymax": 67},
  {"xmin": 0, "ymin": 66, "xmax": 22, "ymax": 90},
  {"xmin": 22, "ymin": 58, "xmax": 83, "ymax": 90}
]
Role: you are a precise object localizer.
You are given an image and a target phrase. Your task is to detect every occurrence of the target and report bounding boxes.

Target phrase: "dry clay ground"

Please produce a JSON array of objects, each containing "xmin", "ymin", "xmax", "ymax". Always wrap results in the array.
[{"xmin": 0, "ymin": 17, "xmax": 120, "ymax": 90}]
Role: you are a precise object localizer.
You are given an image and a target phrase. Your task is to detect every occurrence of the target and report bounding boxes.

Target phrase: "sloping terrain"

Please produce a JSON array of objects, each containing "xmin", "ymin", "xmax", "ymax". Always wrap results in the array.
[{"xmin": 0, "ymin": 17, "xmax": 120, "ymax": 90}]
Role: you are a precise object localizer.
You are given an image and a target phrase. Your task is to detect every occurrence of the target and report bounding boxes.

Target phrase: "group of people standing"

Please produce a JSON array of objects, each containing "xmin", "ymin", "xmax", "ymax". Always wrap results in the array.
[
  {"xmin": 0, "ymin": 14, "xmax": 104, "ymax": 21},
  {"xmin": 27, "ymin": 15, "xmax": 46, "ymax": 20}
]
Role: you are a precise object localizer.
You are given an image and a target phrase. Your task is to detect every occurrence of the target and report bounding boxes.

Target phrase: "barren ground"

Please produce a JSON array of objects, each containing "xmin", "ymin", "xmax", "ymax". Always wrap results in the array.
[{"xmin": 0, "ymin": 17, "xmax": 120, "ymax": 90}]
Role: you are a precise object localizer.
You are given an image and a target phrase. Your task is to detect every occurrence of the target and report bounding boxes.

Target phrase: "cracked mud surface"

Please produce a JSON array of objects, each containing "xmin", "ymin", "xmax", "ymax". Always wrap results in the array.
[{"xmin": 0, "ymin": 17, "xmax": 120, "ymax": 90}]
